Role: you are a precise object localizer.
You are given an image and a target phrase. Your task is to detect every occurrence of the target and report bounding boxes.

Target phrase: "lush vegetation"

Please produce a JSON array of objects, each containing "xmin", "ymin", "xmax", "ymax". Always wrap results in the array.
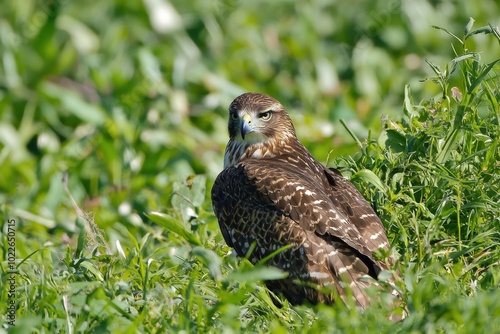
[{"xmin": 1, "ymin": 1, "xmax": 499, "ymax": 333}]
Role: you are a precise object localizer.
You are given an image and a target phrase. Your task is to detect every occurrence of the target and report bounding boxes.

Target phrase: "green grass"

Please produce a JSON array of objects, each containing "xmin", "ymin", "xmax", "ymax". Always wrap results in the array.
[{"xmin": 1, "ymin": 2, "xmax": 500, "ymax": 333}]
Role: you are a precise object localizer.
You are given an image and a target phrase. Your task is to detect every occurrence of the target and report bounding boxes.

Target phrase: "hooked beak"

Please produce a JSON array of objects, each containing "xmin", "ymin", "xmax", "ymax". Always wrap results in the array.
[{"xmin": 240, "ymin": 113, "xmax": 253, "ymax": 139}]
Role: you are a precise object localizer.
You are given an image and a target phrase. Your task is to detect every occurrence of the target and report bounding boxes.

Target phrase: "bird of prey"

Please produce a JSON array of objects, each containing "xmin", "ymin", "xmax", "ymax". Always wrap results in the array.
[{"xmin": 211, "ymin": 92, "xmax": 401, "ymax": 313}]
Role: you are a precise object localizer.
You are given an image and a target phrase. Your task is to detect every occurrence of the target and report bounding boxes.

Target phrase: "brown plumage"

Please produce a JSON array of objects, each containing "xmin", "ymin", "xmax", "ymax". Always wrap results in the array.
[{"xmin": 212, "ymin": 92, "xmax": 402, "ymax": 314}]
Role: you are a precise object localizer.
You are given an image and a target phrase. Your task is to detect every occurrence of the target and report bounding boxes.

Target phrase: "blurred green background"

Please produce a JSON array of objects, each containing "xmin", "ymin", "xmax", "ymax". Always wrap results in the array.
[{"xmin": 1, "ymin": 0, "xmax": 499, "ymax": 263}]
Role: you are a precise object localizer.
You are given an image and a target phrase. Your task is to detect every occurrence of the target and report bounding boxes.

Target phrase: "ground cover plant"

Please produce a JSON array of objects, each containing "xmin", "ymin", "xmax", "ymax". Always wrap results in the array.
[{"xmin": 1, "ymin": 1, "xmax": 500, "ymax": 333}]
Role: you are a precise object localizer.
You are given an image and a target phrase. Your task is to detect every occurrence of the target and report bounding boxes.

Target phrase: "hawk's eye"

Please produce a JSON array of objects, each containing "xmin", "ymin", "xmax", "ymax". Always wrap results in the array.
[
  {"xmin": 230, "ymin": 112, "xmax": 239, "ymax": 121},
  {"xmin": 258, "ymin": 110, "xmax": 273, "ymax": 121}
]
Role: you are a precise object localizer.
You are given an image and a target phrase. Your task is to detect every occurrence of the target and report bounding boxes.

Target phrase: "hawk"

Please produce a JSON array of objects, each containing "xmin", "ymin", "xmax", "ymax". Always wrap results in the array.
[{"xmin": 212, "ymin": 92, "xmax": 400, "ymax": 313}]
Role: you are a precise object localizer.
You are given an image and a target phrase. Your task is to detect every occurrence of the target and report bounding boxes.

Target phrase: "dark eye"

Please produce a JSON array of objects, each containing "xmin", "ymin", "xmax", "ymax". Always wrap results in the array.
[
  {"xmin": 258, "ymin": 110, "xmax": 272, "ymax": 121},
  {"xmin": 230, "ymin": 112, "xmax": 239, "ymax": 121}
]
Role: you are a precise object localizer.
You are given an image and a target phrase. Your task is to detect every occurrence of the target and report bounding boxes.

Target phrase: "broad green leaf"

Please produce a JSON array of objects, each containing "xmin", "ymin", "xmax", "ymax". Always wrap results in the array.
[
  {"xmin": 467, "ymin": 25, "xmax": 495, "ymax": 38},
  {"xmin": 185, "ymin": 175, "xmax": 207, "ymax": 208},
  {"xmin": 40, "ymin": 82, "xmax": 106, "ymax": 124},
  {"xmin": 171, "ymin": 175, "xmax": 207, "ymax": 222},
  {"xmin": 385, "ymin": 129, "xmax": 406, "ymax": 153},
  {"xmin": 464, "ymin": 17, "xmax": 475, "ymax": 36},
  {"xmin": 147, "ymin": 211, "xmax": 201, "ymax": 246},
  {"xmin": 79, "ymin": 260, "xmax": 104, "ymax": 281},
  {"xmin": 351, "ymin": 169, "xmax": 387, "ymax": 193},
  {"xmin": 12, "ymin": 208, "xmax": 56, "ymax": 228},
  {"xmin": 403, "ymin": 84, "xmax": 418, "ymax": 117},
  {"xmin": 451, "ymin": 52, "xmax": 475, "ymax": 64}
]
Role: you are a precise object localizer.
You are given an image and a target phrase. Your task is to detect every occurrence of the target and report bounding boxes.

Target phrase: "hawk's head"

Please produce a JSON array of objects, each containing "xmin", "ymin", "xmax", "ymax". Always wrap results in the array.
[{"xmin": 224, "ymin": 92, "xmax": 298, "ymax": 168}]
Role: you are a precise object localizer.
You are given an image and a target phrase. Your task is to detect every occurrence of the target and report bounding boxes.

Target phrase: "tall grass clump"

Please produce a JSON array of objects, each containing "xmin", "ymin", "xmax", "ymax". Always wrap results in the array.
[{"xmin": 333, "ymin": 18, "xmax": 500, "ymax": 333}]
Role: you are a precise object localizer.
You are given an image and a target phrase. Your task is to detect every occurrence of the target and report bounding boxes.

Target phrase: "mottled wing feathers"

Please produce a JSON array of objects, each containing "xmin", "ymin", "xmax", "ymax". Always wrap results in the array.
[
  {"xmin": 323, "ymin": 167, "xmax": 391, "ymax": 256},
  {"xmin": 212, "ymin": 154, "xmax": 391, "ymax": 307},
  {"xmin": 212, "ymin": 162, "xmax": 375, "ymax": 307},
  {"xmin": 242, "ymin": 156, "xmax": 383, "ymax": 261}
]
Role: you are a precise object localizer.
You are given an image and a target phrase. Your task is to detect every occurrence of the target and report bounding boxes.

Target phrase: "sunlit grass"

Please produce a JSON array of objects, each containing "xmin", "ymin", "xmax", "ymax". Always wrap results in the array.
[{"xmin": 1, "ymin": 3, "xmax": 500, "ymax": 333}]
